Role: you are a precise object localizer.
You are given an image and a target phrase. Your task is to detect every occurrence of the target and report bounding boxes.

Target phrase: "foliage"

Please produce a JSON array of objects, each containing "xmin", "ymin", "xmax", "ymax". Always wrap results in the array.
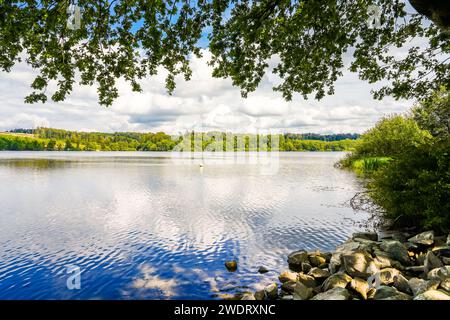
[
  {"xmin": 0, "ymin": 127, "xmax": 359, "ymax": 152},
  {"xmin": 369, "ymin": 138, "xmax": 450, "ymax": 232},
  {"xmin": 412, "ymin": 87, "xmax": 450, "ymax": 137},
  {"xmin": 346, "ymin": 157, "xmax": 392, "ymax": 176},
  {"xmin": 0, "ymin": 1, "xmax": 449, "ymax": 106}
]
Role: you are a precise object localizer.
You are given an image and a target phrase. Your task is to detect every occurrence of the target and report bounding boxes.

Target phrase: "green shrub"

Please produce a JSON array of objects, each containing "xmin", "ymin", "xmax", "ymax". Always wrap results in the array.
[{"xmin": 369, "ymin": 138, "xmax": 450, "ymax": 232}]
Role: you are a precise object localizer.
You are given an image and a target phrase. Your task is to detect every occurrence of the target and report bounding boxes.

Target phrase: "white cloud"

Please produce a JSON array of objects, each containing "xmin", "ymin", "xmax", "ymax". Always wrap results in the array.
[{"xmin": 0, "ymin": 49, "xmax": 414, "ymax": 134}]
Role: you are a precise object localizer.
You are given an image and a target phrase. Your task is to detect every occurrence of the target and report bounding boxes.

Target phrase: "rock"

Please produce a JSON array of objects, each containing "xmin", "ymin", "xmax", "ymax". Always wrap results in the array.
[
  {"xmin": 281, "ymin": 281, "xmax": 297, "ymax": 293},
  {"xmin": 380, "ymin": 240, "xmax": 410, "ymax": 265},
  {"xmin": 264, "ymin": 283, "xmax": 278, "ymax": 300},
  {"xmin": 278, "ymin": 270, "xmax": 298, "ymax": 283},
  {"xmin": 408, "ymin": 278, "xmax": 440, "ymax": 296},
  {"xmin": 405, "ymin": 265, "xmax": 425, "ymax": 275},
  {"xmin": 440, "ymin": 278, "xmax": 450, "ymax": 293},
  {"xmin": 308, "ymin": 267, "xmax": 330, "ymax": 279},
  {"xmin": 350, "ymin": 277, "xmax": 369, "ymax": 300},
  {"xmin": 424, "ymin": 251, "xmax": 444, "ymax": 273},
  {"xmin": 373, "ymin": 286, "xmax": 412, "ymax": 300},
  {"xmin": 308, "ymin": 253, "xmax": 326, "ymax": 267},
  {"xmin": 311, "ymin": 287, "xmax": 350, "ymax": 300},
  {"xmin": 427, "ymin": 266, "xmax": 450, "ymax": 281},
  {"xmin": 287, "ymin": 250, "xmax": 309, "ymax": 270},
  {"xmin": 375, "ymin": 268, "xmax": 401, "ymax": 285},
  {"xmin": 297, "ymin": 273, "xmax": 317, "ymax": 288},
  {"xmin": 447, "ymin": 234, "xmax": 450, "ymax": 246},
  {"xmin": 408, "ymin": 231, "xmax": 434, "ymax": 246},
  {"xmin": 414, "ymin": 289, "xmax": 450, "ymax": 300},
  {"xmin": 258, "ymin": 266, "xmax": 269, "ymax": 274},
  {"xmin": 301, "ymin": 262, "xmax": 312, "ymax": 274},
  {"xmin": 367, "ymin": 288, "xmax": 376, "ymax": 299},
  {"xmin": 225, "ymin": 260, "xmax": 237, "ymax": 272},
  {"xmin": 241, "ymin": 293, "xmax": 256, "ymax": 300},
  {"xmin": 329, "ymin": 240, "xmax": 373, "ymax": 273},
  {"xmin": 292, "ymin": 282, "xmax": 314, "ymax": 300},
  {"xmin": 442, "ymin": 257, "xmax": 450, "ymax": 265},
  {"xmin": 393, "ymin": 273, "xmax": 412, "ymax": 295},
  {"xmin": 254, "ymin": 290, "xmax": 265, "ymax": 300},
  {"xmin": 373, "ymin": 249, "xmax": 404, "ymax": 270},
  {"xmin": 416, "ymin": 252, "xmax": 427, "ymax": 265},
  {"xmin": 341, "ymin": 251, "xmax": 379, "ymax": 278},
  {"xmin": 281, "ymin": 295, "xmax": 294, "ymax": 300},
  {"xmin": 377, "ymin": 230, "xmax": 407, "ymax": 242},
  {"xmin": 352, "ymin": 231, "xmax": 378, "ymax": 242},
  {"xmin": 431, "ymin": 246, "xmax": 450, "ymax": 258},
  {"xmin": 321, "ymin": 273, "xmax": 352, "ymax": 291}
]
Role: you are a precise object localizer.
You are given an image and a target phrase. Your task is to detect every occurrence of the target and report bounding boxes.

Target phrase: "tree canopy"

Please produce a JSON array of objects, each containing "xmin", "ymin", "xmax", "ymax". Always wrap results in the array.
[{"xmin": 0, "ymin": 0, "xmax": 449, "ymax": 106}]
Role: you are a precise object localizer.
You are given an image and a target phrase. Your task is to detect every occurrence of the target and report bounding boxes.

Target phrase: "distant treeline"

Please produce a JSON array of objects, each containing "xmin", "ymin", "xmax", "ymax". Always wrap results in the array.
[{"xmin": 0, "ymin": 128, "xmax": 359, "ymax": 152}]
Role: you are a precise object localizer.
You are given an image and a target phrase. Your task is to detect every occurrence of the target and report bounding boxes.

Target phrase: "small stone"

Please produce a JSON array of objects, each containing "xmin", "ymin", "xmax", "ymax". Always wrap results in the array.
[
  {"xmin": 352, "ymin": 231, "xmax": 378, "ymax": 242},
  {"xmin": 241, "ymin": 293, "xmax": 256, "ymax": 300},
  {"xmin": 350, "ymin": 277, "xmax": 369, "ymax": 300},
  {"xmin": 287, "ymin": 250, "xmax": 309, "ymax": 271},
  {"xmin": 278, "ymin": 270, "xmax": 298, "ymax": 283},
  {"xmin": 424, "ymin": 251, "xmax": 444, "ymax": 273},
  {"xmin": 292, "ymin": 282, "xmax": 314, "ymax": 300},
  {"xmin": 311, "ymin": 287, "xmax": 350, "ymax": 300},
  {"xmin": 376, "ymin": 268, "xmax": 401, "ymax": 285},
  {"xmin": 321, "ymin": 273, "xmax": 352, "ymax": 291},
  {"xmin": 414, "ymin": 289, "xmax": 450, "ymax": 300},
  {"xmin": 342, "ymin": 251, "xmax": 379, "ymax": 278},
  {"xmin": 254, "ymin": 290, "xmax": 265, "ymax": 300},
  {"xmin": 225, "ymin": 260, "xmax": 237, "ymax": 272},
  {"xmin": 393, "ymin": 273, "xmax": 412, "ymax": 295},
  {"xmin": 408, "ymin": 231, "xmax": 434, "ymax": 246},
  {"xmin": 432, "ymin": 246, "xmax": 450, "ymax": 258},
  {"xmin": 427, "ymin": 266, "xmax": 450, "ymax": 281},
  {"xmin": 301, "ymin": 262, "xmax": 312, "ymax": 274},
  {"xmin": 297, "ymin": 273, "xmax": 317, "ymax": 288},
  {"xmin": 408, "ymin": 277, "xmax": 440, "ymax": 296},
  {"xmin": 281, "ymin": 281, "xmax": 297, "ymax": 293},
  {"xmin": 281, "ymin": 295, "xmax": 294, "ymax": 300},
  {"xmin": 440, "ymin": 278, "xmax": 450, "ymax": 293},
  {"xmin": 258, "ymin": 266, "xmax": 269, "ymax": 274},
  {"xmin": 264, "ymin": 283, "xmax": 278, "ymax": 300},
  {"xmin": 308, "ymin": 267, "xmax": 330, "ymax": 279},
  {"xmin": 380, "ymin": 240, "xmax": 410, "ymax": 265},
  {"xmin": 309, "ymin": 253, "xmax": 326, "ymax": 267}
]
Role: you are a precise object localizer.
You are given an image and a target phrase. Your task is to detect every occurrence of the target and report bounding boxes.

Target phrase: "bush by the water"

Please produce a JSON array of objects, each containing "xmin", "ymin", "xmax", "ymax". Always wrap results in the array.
[{"xmin": 341, "ymin": 91, "xmax": 450, "ymax": 232}]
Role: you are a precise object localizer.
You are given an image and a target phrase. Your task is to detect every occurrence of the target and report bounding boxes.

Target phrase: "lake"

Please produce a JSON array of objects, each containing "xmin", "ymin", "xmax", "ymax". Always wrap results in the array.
[{"xmin": 0, "ymin": 151, "xmax": 369, "ymax": 299}]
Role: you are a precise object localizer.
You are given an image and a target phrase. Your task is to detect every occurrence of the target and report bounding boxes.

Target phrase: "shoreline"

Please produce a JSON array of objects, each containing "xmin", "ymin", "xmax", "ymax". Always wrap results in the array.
[{"xmin": 235, "ymin": 230, "xmax": 450, "ymax": 300}]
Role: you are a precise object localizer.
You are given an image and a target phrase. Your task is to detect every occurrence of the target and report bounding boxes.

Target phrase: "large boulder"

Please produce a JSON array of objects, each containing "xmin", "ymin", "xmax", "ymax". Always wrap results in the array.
[
  {"xmin": 341, "ymin": 251, "xmax": 379, "ymax": 278},
  {"xmin": 287, "ymin": 250, "xmax": 309, "ymax": 271},
  {"xmin": 380, "ymin": 240, "xmax": 410, "ymax": 265},
  {"xmin": 349, "ymin": 277, "xmax": 369, "ymax": 300},
  {"xmin": 278, "ymin": 270, "xmax": 298, "ymax": 283},
  {"xmin": 427, "ymin": 266, "xmax": 450, "ymax": 281},
  {"xmin": 292, "ymin": 282, "xmax": 314, "ymax": 300},
  {"xmin": 414, "ymin": 289, "xmax": 450, "ymax": 300},
  {"xmin": 408, "ymin": 231, "xmax": 434, "ymax": 246},
  {"xmin": 424, "ymin": 251, "xmax": 444, "ymax": 274},
  {"xmin": 440, "ymin": 278, "xmax": 450, "ymax": 293},
  {"xmin": 321, "ymin": 273, "xmax": 352, "ymax": 291},
  {"xmin": 308, "ymin": 253, "xmax": 326, "ymax": 267},
  {"xmin": 373, "ymin": 249, "xmax": 404, "ymax": 270},
  {"xmin": 408, "ymin": 278, "xmax": 440, "ymax": 296},
  {"xmin": 311, "ymin": 287, "xmax": 350, "ymax": 300},
  {"xmin": 329, "ymin": 240, "xmax": 374, "ymax": 273},
  {"xmin": 373, "ymin": 286, "xmax": 412, "ymax": 300},
  {"xmin": 431, "ymin": 246, "xmax": 450, "ymax": 258}
]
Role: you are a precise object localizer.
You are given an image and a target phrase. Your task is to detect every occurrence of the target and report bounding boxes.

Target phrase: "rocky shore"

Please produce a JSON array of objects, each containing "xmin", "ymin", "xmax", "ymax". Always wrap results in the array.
[{"xmin": 239, "ymin": 230, "xmax": 450, "ymax": 300}]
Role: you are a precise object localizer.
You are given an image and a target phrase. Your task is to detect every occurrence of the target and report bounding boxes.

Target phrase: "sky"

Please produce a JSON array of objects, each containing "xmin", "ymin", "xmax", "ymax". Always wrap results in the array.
[{"xmin": 0, "ymin": 4, "xmax": 421, "ymax": 135}]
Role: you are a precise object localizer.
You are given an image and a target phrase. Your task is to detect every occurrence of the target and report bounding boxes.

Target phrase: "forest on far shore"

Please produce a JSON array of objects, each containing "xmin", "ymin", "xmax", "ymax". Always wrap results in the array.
[{"xmin": 0, "ymin": 128, "xmax": 359, "ymax": 152}]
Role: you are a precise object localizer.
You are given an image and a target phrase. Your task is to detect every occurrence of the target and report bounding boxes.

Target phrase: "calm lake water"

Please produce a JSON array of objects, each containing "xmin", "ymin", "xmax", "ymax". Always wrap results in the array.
[{"xmin": 0, "ymin": 151, "xmax": 369, "ymax": 299}]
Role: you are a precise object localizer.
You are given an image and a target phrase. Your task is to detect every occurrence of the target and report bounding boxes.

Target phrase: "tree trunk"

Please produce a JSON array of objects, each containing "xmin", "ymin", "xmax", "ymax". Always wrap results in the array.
[{"xmin": 409, "ymin": 0, "xmax": 450, "ymax": 35}]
